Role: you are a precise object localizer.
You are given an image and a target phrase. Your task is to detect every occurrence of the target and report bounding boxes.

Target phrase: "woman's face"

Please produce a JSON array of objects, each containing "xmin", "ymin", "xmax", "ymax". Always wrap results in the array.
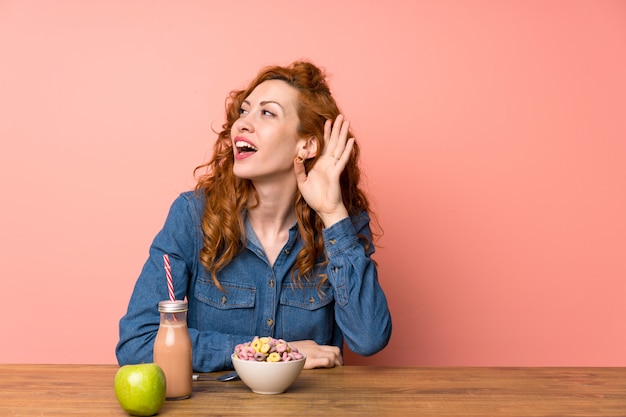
[{"xmin": 231, "ymin": 79, "xmax": 304, "ymax": 184}]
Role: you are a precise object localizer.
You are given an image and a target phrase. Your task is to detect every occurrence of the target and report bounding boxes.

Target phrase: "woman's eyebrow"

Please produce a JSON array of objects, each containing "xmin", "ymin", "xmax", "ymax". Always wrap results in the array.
[
  {"xmin": 242, "ymin": 99, "xmax": 283, "ymax": 110},
  {"xmin": 260, "ymin": 100, "xmax": 284, "ymax": 110}
]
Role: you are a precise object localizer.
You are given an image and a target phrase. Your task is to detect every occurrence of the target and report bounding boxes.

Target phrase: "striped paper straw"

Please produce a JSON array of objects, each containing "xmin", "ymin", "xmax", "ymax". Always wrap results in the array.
[{"xmin": 163, "ymin": 254, "xmax": 175, "ymax": 301}]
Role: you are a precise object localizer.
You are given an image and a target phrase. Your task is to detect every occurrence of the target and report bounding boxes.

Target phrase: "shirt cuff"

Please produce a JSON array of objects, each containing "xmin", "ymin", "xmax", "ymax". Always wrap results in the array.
[{"xmin": 322, "ymin": 216, "xmax": 359, "ymax": 257}]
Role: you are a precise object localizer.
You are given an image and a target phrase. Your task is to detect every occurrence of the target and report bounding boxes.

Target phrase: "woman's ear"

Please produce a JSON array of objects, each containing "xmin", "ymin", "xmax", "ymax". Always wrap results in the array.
[{"xmin": 301, "ymin": 136, "xmax": 318, "ymax": 159}]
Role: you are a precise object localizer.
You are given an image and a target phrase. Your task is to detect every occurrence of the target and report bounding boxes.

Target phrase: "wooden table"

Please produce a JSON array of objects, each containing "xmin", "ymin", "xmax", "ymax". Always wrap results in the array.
[{"xmin": 0, "ymin": 365, "xmax": 624, "ymax": 416}]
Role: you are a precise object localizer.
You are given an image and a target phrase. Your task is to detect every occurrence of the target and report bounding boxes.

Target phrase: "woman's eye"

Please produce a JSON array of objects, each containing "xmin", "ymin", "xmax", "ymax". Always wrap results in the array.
[
  {"xmin": 238, "ymin": 108, "xmax": 248, "ymax": 116},
  {"xmin": 262, "ymin": 110, "xmax": 275, "ymax": 117}
]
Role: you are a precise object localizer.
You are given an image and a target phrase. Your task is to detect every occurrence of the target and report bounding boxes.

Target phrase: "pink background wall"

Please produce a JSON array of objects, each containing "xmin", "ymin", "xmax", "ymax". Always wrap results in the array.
[{"xmin": 1, "ymin": 1, "xmax": 625, "ymax": 366}]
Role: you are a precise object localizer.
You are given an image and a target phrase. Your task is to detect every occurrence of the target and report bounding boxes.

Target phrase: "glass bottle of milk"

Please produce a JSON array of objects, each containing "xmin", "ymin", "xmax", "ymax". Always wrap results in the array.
[{"xmin": 153, "ymin": 300, "xmax": 193, "ymax": 400}]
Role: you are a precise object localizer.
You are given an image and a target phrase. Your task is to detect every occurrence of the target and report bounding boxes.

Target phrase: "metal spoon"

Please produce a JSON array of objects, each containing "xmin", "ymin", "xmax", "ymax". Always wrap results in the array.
[{"xmin": 192, "ymin": 371, "xmax": 239, "ymax": 382}]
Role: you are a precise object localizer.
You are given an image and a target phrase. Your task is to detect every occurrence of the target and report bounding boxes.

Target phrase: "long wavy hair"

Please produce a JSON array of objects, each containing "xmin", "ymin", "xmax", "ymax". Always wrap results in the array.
[{"xmin": 194, "ymin": 61, "xmax": 377, "ymax": 290}]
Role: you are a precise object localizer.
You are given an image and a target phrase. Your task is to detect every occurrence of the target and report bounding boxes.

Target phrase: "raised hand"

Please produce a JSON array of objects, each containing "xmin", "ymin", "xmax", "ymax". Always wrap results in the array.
[{"xmin": 294, "ymin": 114, "xmax": 355, "ymax": 227}]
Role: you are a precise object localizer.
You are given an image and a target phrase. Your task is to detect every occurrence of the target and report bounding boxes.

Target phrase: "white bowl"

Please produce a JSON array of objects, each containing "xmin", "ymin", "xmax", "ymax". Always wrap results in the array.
[{"xmin": 231, "ymin": 354, "xmax": 306, "ymax": 394}]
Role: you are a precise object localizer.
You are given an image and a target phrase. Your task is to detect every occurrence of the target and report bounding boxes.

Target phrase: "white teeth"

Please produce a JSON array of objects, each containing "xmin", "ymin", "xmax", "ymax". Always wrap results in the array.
[{"xmin": 235, "ymin": 141, "xmax": 258, "ymax": 151}]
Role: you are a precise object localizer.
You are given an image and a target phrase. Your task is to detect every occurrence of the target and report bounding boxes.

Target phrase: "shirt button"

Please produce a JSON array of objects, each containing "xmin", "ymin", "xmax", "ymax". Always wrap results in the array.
[
  {"xmin": 284, "ymin": 249, "xmax": 290, "ymax": 254},
  {"xmin": 269, "ymin": 279, "xmax": 275, "ymax": 287},
  {"xmin": 221, "ymin": 296, "xmax": 227, "ymax": 304},
  {"xmin": 308, "ymin": 297, "xmax": 315, "ymax": 304},
  {"xmin": 329, "ymin": 239, "xmax": 337, "ymax": 245},
  {"xmin": 267, "ymin": 319, "xmax": 274, "ymax": 327}
]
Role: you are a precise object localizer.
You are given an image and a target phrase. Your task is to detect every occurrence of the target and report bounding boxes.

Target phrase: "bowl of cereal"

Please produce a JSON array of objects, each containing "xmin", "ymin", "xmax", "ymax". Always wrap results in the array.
[{"xmin": 231, "ymin": 336, "xmax": 306, "ymax": 394}]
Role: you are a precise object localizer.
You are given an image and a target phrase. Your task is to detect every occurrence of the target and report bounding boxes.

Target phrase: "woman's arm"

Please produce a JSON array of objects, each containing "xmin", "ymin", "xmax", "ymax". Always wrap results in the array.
[
  {"xmin": 324, "ymin": 212, "xmax": 392, "ymax": 356},
  {"xmin": 115, "ymin": 193, "xmax": 252, "ymax": 372}
]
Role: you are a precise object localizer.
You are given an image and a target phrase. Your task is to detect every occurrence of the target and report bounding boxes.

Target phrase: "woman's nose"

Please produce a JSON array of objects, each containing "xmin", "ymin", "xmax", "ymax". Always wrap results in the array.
[{"xmin": 235, "ymin": 116, "xmax": 253, "ymax": 132}]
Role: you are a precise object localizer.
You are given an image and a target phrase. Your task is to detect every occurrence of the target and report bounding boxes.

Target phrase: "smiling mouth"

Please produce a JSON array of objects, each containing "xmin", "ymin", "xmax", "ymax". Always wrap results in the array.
[{"xmin": 235, "ymin": 140, "xmax": 258, "ymax": 155}]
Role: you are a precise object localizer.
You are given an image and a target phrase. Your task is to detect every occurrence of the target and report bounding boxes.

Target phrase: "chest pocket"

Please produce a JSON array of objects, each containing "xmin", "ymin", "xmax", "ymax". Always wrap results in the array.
[
  {"xmin": 279, "ymin": 282, "xmax": 334, "ymax": 343},
  {"xmin": 194, "ymin": 277, "xmax": 256, "ymax": 333}
]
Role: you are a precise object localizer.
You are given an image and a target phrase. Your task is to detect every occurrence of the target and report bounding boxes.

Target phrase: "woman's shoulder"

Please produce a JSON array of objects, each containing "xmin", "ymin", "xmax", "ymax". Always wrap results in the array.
[
  {"xmin": 178, "ymin": 189, "xmax": 205, "ymax": 203},
  {"xmin": 171, "ymin": 189, "xmax": 206, "ymax": 215}
]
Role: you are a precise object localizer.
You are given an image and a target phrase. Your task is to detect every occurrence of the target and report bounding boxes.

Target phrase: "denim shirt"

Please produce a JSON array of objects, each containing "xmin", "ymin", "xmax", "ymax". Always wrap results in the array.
[{"xmin": 116, "ymin": 191, "xmax": 392, "ymax": 372}]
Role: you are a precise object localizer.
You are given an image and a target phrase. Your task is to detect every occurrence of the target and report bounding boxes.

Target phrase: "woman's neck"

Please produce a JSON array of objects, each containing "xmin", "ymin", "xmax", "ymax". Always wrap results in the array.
[
  {"xmin": 247, "ymin": 195, "xmax": 296, "ymax": 235},
  {"xmin": 246, "ymin": 183, "xmax": 297, "ymax": 265}
]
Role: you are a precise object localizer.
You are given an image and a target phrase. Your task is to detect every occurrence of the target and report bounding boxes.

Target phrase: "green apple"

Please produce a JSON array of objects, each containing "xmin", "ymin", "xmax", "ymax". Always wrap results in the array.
[{"xmin": 114, "ymin": 363, "xmax": 166, "ymax": 416}]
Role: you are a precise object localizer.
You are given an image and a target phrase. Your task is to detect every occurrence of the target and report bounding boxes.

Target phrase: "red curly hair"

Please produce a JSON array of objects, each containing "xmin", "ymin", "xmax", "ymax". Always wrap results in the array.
[{"xmin": 194, "ymin": 61, "xmax": 376, "ymax": 290}]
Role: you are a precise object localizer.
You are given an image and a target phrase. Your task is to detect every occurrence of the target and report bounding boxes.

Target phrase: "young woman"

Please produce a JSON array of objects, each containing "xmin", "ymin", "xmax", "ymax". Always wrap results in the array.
[{"xmin": 116, "ymin": 61, "xmax": 392, "ymax": 372}]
